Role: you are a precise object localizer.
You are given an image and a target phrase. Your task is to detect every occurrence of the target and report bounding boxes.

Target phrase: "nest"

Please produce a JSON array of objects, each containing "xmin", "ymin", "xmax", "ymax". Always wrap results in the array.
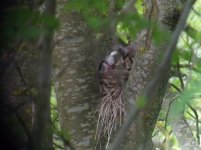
[
  {"xmin": 95, "ymin": 55, "xmax": 132, "ymax": 149},
  {"xmin": 95, "ymin": 81, "xmax": 126, "ymax": 148}
]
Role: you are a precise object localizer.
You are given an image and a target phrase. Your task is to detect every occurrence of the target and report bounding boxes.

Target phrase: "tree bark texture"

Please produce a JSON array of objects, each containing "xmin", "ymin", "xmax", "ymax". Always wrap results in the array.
[
  {"xmin": 122, "ymin": 0, "xmax": 185, "ymax": 149},
  {"xmin": 53, "ymin": 0, "xmax": 112, "ymax": 149},
  {"xmin": 0, "ymin": 2, "xmax": 54, "ymax": 150},
  {"xmin": 29, "ymin": 0, "xmax": 56, "ymax": 150},
  {"xmin": 0, "ymin": 42, "xmax": 36, "ymax": 150}
]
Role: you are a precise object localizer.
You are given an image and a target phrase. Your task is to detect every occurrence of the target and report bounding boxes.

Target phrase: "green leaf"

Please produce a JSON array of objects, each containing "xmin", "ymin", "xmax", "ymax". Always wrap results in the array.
[
  {"xmin": 86, "ymin": 16, "xmax": 105, "ymax": 30},
  {"xmin": 64, "ymin": 0, "xmax": 87, "ymax": 12},
  {"xmin": 185, "ymin": 26, "xmax": 201, "ymax": 44},
  {"xmin": 116, "ymin": 0, "xmax": 125, "ymax": 10},
  {"xmin": 41, "ymin": 15, "xmax": 59, "ymax": 31},
  {"xmin": 19, "ymin": 27, "xmax": 42, "ymax": 40},
  {"xmin": 152, "ymin": 24, "xmax": 170, "ymax": 45},
  {"xmin": 179, "ymin": 50, "xmax": 192, "ymax": 61},
  {"xmin": 135, "ymin": 0, "xmax": 144, "ymax": 15},
  {"xmin": 172, "ymin": 49, "xmax": 180, "ymax": 64},
  {"xmin": 93, "ymin": 0, "xmax": 108, "ymax": 14}
]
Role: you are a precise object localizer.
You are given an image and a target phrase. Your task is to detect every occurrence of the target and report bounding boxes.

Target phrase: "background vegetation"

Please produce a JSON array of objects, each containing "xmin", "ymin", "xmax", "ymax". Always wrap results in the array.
[{"xmin": 0, "ymin": 0, "xmax": 201, "ymax": 150}]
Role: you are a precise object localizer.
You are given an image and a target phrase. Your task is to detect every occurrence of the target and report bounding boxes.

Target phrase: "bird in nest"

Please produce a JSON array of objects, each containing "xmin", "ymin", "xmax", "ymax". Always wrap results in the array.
[{"xmin": 95, "ymin": 43, "xmax": 137, "ymax": 149}]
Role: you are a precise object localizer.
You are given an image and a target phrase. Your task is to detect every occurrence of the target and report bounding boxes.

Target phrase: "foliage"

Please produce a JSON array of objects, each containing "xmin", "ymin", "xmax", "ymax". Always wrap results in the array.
[
  {"xmin": 51, "ymin": 87, "xmax": 74, "ymax": 150},
  {"xmin": 153, "ymin": 0, "xmax": 201, "ymax": 149},
  {"xmin": 1, "ymin": 8, "xmax": 59, "ymax": 47}
]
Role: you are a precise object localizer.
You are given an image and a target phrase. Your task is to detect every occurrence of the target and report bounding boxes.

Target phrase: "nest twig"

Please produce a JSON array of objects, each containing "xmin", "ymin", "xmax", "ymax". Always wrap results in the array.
[
  {"xmin": 95, "ymin": 84, "xmax": 126, "ymax": 149},
  {"xmin": 95, "ymin": 49, "xmax": 133, "ymax": 149}
]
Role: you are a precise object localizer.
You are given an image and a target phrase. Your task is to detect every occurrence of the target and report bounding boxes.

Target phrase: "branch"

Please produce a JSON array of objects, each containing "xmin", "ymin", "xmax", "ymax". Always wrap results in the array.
[
  {"xmin": 172, "ymin": 63, "xmax": 201, "ymax": 74},
  {"xmin": 53, "ymin": 142, "xmax": 64, "ymax": 149},
  {"xmin": 176, "ymin": 63, "xmax": 185, "ymax": 90},
  {"xmin": 164, "ymin": 98, "xmax": 177, "ymax": 129},
  {"xmin": 50, "ymin": 118, "xmax": 75, "ymax": 150},
  {"xmin": 188, "ymin": 104, "xmax": 200, "ymax": 144},
  {"xmin": 29, "ymin": 0, "xmax": 56, "ymax": 149},
  {"xmin": 109, "ymin": 0, "xmax": 195, "ymax": 149},
  {"xmin": 170, "ymin": 83, "xmax": 182, "ymax": 93},
  {"xmin": 0, "ymin": 102, "xmax": 31, "ymax": 141},
  {"xmin": 192, "ymin": 7, "xmax": 201, "ymax": 17}
]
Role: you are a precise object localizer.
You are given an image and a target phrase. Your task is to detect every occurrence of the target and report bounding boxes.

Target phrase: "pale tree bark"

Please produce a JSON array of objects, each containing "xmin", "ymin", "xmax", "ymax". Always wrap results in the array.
[{"xmin": 53, "ymin": 0, "xmax": 112, "ymax": 149}]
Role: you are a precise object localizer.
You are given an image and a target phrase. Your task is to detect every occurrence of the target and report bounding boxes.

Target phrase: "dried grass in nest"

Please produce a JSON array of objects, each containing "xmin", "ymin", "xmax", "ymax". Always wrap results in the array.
[
  {"xmin": 95, "ymin": 57, "xmax": 132, "ymax": 149},
  {"xmin": 95, "ymin": 82, "xmax": 126, "ymax": 149}
]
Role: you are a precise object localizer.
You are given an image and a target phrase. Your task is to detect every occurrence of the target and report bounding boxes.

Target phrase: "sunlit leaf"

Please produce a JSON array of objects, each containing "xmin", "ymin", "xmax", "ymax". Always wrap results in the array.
[{"xmin": 135, "ymin": 0, "xmax": 144, "ymax": 15}]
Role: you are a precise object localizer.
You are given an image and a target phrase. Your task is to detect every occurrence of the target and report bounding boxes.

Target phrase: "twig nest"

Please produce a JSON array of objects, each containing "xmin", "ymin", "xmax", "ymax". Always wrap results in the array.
[{"xmin": 95, "ymin": 43, "xmax": 136, "ymax": 148}]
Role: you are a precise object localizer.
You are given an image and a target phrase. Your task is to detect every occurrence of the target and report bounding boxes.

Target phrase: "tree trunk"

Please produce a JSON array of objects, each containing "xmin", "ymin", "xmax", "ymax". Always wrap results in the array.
[
  {"xmin": 53, "ymin": 1, "xmax": 112, "ymax": 149},
  {"xmin": 29, "ymin": 0, "xmax": 56, "ymax": 150},
  {"xmin": 0, "ymin": 1, "xmax": 54, "ymax": 149},
  {"xmin": 122, "ymin": 0, "xmax": 185, "ymax": 149}
]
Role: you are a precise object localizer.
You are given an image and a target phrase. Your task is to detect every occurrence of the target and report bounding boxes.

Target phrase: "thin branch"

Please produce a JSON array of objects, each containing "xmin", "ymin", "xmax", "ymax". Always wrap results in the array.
[
  {"xmin": 192, "ymin": 7, "xmax": 201, "ymax": 17},
  {"xmin": 109, "ymin": 0, "xmax": 195, "ymax": 149},
  {"xmin": 60, "ymin": 134, "xmax": 75, "ymax": 150},
  {"xmin": 177, "ymin": 63, "xmax": 185, "ymax": 90},
  {"xmin": 187, "ymin": 111, "xmax": 201, "ymax": 124},
  {"xmin": 182, "ymin": 116, "xmax": 200, "ymax": 147},
  {"xmin": 188, "ymin": 104, "xmax": 200, "ymax": 144},
  {"xmin": 0, "ymin": 102, "xmax": 31, "ymax": 141},
  {"xmin": 50, "ymin": 119, "xmax": 75, "ymax": 150},
  {"xmin": 170, "ymin": 83, "xmax": 182, "ymax": 93},
  {"xmin": 109, "ymin": 0, "xmax": 116, "ymax": 44},
  {"xmin": 0, "ymin": 40, "xmax": 22, "ymax": 79},
  {"xmin": 172, "ymin": 63, "xmax": 201, "ymax": 74},
  {"xmin": 15, "ymin": 62, "xmax": 27, "ymax": 87},
  {"xmin": 53, "ymin": 142, "xmax": 64, "ymax": 149},
  {"xmin": 164, "ymin": 98, "xmax": 177, "ymax": 129},
  {"xmin": 162, "ymin": 130, "xmax": 173, "ymax": 144}
]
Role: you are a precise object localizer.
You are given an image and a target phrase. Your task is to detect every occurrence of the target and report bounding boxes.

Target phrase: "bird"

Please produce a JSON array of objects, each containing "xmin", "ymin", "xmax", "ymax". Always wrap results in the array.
[{"xmin": 118, "ymin": 44, "xmax": 136, "ymax": 61}]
